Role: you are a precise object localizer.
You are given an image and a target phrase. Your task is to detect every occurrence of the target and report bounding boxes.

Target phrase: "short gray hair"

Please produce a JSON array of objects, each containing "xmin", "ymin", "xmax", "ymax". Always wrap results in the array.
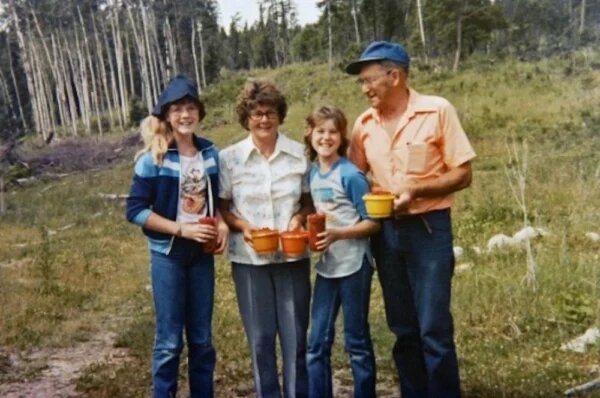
[{"xmin": 380, "ymin": 60, "xmax": 409, "ymax": 77}]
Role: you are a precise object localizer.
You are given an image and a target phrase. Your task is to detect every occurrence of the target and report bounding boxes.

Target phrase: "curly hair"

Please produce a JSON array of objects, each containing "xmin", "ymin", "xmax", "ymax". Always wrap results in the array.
[
  {"xmin": 304, "ymin": 105, "xmax": 349, "ymax": 162},
  {"xmin": 236, "ymin": 79, "xmax": 287, "ymax": 130}
]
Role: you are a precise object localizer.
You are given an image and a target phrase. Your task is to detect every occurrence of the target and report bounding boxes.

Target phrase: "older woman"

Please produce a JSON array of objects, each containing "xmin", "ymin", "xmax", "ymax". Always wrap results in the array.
[{"xmin": 219, "ymin": 79, "xmax": 312, "ymax": 398}]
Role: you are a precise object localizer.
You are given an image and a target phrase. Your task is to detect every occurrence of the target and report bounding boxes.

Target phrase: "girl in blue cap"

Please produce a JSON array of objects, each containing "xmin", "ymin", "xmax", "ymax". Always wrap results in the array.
[{"xmin": 126, "ymin": 74, "xmax": 229, "ymax": 398}]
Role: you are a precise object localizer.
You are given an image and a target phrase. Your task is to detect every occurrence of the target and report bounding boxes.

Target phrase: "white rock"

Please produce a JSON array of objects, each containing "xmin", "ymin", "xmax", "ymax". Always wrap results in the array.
[
  {"xmin": 512, "ymin": 226, "xmax": 549, "ymax": 243},
  {"xmin": 585, "ymin": 232, "xmax": 600, "ymax": 242},
  {"xmin": 453, "ymin": 246, "xmax": 464, "ymax": 259},
  {"xmin": 560, "ymin": 327, "xmax": 600, "ymax": 353},
  {"xmin": 455, "ymin": 263, "xmax": 473, "ymax": 273},
  {"xmin": 472, "ymin": 246, "xmax": 482, "ymax": 255},
  {"xmin": 487, "ymin": 234, "xmax": 516, "ymax": 251}
]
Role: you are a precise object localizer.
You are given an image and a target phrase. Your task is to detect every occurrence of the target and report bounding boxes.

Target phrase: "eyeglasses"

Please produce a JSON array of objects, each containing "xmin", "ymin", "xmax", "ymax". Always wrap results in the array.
[
  {"xmin": 356, "ymin": 70, "xmax": 392, "ymax": 87},
  {"xmin": 249, "ymin": 110, "xmax": 278, "ymax": 121}
]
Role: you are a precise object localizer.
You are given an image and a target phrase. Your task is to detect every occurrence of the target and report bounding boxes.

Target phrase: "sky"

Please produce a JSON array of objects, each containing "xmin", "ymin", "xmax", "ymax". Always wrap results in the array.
[{"xmin": 216, "ymin": 0, "xmax": 321, "ymax": 29}]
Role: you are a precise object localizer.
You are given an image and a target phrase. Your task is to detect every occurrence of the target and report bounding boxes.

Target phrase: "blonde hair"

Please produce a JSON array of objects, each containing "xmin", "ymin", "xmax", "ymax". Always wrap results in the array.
[{"xmin": 134, "ymin": 115, "xmax": 173, "ymax": 165}]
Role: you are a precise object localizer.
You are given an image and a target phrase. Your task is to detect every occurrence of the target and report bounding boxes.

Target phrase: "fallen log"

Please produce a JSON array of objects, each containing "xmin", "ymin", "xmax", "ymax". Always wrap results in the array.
[{"xmin": 564, "ymin": 378, "xmax": 600, "ymax": 396}]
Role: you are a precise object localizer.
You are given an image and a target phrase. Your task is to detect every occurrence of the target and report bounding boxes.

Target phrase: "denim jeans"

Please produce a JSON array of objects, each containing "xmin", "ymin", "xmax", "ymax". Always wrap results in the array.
[
  {"xmin": 150, "ymin": 238, "xmax": 216, "ymax": 398},
  {"xmin": 307, "ymin": 257, "xmax": 376, "ymax": 398},
  {"xmin": 372, "ymin": 209, "xmax": 460, "ymax": 398},
  {"xmin": 232, "ymin": 259, "xmax": 311, "ymax": 398}
]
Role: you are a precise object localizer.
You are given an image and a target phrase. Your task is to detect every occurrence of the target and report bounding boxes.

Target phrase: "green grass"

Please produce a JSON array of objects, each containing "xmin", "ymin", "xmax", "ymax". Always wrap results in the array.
[{"xmin": 1, "ymin": 52, "xmax": 599, "ymax": 396}]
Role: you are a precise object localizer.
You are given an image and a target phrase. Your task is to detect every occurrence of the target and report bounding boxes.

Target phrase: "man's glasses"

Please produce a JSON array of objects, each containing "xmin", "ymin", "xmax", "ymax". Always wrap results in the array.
[
  {"xmin": 356, "ymin": 70, "xmax": 392, "ymax": 87},
  {"xmin": 249, "ymin": 110, "xmax": 278, "ymax": 121}
]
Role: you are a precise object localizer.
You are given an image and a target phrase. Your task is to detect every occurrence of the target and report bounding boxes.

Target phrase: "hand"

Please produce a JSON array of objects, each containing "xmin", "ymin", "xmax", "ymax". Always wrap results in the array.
[
  {"xmin": 288, "ymin": 214, "xmax": 305, "ymax": 231},
  {"xmin": 315, "ymin": 229, "xmax": 342, "ymax": 251},
  {"xmin": 241, "ymin": 224, "xmax": 257, "ymax": 248},
  {"xmin": 180, "ymin": 222, "xmax": 217, "ymax": 243},
  {"xmin": 213, "ymin": 221, "xmax": 230, "ymax": 254}
]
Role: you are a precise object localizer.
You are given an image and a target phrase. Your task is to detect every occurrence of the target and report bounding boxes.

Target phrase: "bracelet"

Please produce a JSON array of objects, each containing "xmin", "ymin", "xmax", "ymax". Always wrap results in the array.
[{"xmin": 175, "ymin": 223, "xmax": 182, "ymax": 237}]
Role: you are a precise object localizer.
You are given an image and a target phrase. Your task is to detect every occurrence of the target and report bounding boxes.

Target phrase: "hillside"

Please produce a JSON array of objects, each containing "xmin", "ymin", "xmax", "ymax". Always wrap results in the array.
[{"xmin": 0, "ymin": 55, "xmax": 599, "ymax": 397}]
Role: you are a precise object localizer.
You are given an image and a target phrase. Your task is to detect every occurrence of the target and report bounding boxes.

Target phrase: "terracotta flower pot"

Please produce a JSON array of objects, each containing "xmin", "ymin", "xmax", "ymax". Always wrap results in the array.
[
  {"xmin": 307, "ymin": 213, "xmax": 326, "ymax": 251},
  {"xmin": 362, "ymin": 192, "xmax": 395, "ymax": 218},
  {"xmin": 251, "ymin": 228, "xmax": 279, "ymax": 254},
  {"xmin": 198, "ymin": 216, "xmax": 218, "ymax": 254},
  {"xmin": 280, "ymin": 231, "xmax": 308, "ymax": 257}
]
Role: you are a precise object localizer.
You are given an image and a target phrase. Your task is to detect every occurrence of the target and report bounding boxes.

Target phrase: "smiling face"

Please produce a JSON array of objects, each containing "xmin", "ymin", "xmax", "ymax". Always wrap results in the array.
[
  {"xmin": 358, "ymin": 62, "xmax": 400, "ymax": 109},
  {"xmin": 247, "ymin": 104, "xmax": 280, "ymax": 141},
  {"xmin": 166, "ymin": 98, "xmax": 200, "ymax": 136},
  {"xmin": 310, "ymin": 118, "xmax": 342, "ymax": 164}
]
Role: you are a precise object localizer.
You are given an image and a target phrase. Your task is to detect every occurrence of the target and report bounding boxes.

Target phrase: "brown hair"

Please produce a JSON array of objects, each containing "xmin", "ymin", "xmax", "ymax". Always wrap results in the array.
[
  {"xmin": 236, "ymin": 79, "xmax": 287, "ymax": 130},
  {"xmin": 304, "ymin": 105, "xmax": 349, "ymax": 162}
]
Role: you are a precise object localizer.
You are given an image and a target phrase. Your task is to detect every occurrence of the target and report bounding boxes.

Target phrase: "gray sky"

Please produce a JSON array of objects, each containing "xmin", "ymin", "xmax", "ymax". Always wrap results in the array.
[{"xmin": 217, "ymin": 0, "xmax": 320, "ymax": 29}]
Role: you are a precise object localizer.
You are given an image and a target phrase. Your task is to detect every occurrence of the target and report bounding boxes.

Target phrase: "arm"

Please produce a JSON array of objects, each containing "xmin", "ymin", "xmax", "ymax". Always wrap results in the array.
[
  {"xmin": 288, "ymin": 192, "xmax": 315, "ymax": 231},
  {"xmin": 144, "ymin": 212, "xmax": 217, "ymax": 244},
  {"xmin": 219, "ymin": 198, "xmax": 255, "ymax": 247},
  {"xmin": 213, "ymin": 210, "xmax": 230, "ymax": 254},
  {"xmin": 394, "ymin": 161, "xmax": 473, "ymax": 213},
  {"xmin": 315, "ymin": 219, "xmax": 380, "ymax": 251}
]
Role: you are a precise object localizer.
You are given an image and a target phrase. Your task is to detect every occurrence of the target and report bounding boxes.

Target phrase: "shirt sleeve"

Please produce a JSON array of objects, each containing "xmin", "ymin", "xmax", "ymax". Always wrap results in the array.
[
  {"xmin": 348, "ymin": 119, "xmax": 370, "ymax": 173},
  {"xmin": 439, "ymin": 102, "xmax": 476, "ymax": 168},
  {"xmin": 218, "ymin": 152, "xmax": 233, "ymax": 200},
  {"xmin": 301, "ymin": 155, "xmax": 311, "ymax": 194},
  {"xmin": 341, "ymin": 165, "xmax": 372, "ymax": 220},
  {"xmin": 125, "ymin": 153, "xmax": 156, "ymax": 227}
]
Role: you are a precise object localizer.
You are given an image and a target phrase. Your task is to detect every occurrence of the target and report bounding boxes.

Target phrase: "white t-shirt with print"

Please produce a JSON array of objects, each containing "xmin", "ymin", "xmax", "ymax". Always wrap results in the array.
[{"xmin": 177, "ymin": 153, "xmax": 208, "ymax": 223}]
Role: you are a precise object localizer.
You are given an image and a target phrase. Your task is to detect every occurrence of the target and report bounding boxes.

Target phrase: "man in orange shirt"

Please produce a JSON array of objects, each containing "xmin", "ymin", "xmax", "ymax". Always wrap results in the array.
[{"xmin": 346, "ymin": 41, "xmax": 476, "ymax": 398}]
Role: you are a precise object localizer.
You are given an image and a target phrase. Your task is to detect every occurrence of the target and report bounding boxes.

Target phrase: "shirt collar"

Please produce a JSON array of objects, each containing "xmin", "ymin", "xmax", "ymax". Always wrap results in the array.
[
  {"xmin": 239, "ymin": 132, "xmax": 303, "ymax": 163},
  {"xmin": 359, "ymin": 88, "xmax": 437, "ymax": 125}
]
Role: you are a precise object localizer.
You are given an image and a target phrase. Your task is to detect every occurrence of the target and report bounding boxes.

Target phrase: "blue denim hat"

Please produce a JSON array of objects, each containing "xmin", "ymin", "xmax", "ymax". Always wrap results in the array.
[
  {"xmin": 345, "ymin": 41, "xmax": 410, "ymax": 75},
  {"xmin": 152, "ymin": 74, "xmax": 201, "ymax": 119}
]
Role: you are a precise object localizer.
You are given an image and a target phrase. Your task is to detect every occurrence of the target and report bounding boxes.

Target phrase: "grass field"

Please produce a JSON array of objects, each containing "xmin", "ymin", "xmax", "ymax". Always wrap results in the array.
[{"xmin": 1, "ymin": 52, "xmax": 599, "ymax": 397}]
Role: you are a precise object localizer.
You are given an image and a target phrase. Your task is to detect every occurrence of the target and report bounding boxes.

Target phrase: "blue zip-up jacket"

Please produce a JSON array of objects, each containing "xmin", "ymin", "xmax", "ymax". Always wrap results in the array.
[{"xmin": 126, "ymin": 135, "xmax": 219, "ymax": 254}]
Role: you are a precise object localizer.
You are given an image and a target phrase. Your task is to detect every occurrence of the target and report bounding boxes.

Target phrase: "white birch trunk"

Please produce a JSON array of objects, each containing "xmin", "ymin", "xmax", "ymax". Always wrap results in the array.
[
  {"xmin": 416, "ymin": 0, "xmax": 428, "ymax": 64},
  {"xmin": 92, "ymin": 18, "xmax": 115, "ymax": 129},
  {"xmin": 127, "ymin": 6, "xmax": 152, "ymax": 112},
  {"xmin": 197, "ymin": 21, "xmax": 207, "ymax": 89},
  {"xmin": 78, "ymin": 8, "xmax": 102, "ymax": 135},
  {"xmin": 9, "ymin": 0, "xmax": 39, "ymax": 134},
  {"xmin": 351, "ymin": 0, "xmax": 361, "ymax": 45},
  {"xmin": 59, "ymin": 32, "xmax": 79, "ymax": 136},
  {"xmin": 5, "ymin": 34, "xmax": 28, "ymax": 131}
]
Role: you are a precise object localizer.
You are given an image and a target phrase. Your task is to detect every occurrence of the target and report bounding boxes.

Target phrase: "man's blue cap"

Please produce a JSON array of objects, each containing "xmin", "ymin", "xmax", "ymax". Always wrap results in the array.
[
  {"xmin": 152, "ymin": 74, "xmax": 201, "ymax": 119},
  {"xmin": 345, "ymin": 41, "xmax": 410, "ymax": 75}
]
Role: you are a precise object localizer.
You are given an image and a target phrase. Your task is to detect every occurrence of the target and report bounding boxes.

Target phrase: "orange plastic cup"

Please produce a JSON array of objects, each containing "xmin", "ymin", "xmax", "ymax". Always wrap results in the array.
[
  {"xmin": 251, "ymin": 228, "xmax": 279, "ymax": 254},
  {"xmin": 198, "ymin": 216, "xmax": 218, "ymax": 253},
  {"xmin": 280, "ymin": 231, "xmax": 308, "ymax": 257},
  {"xmin": 307, "ymin": 213, "xmax": 326, "ymax": 251}
]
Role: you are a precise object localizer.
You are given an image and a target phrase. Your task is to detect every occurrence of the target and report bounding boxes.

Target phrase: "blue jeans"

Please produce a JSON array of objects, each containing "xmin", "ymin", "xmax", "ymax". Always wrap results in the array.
[
  {"xmin": 150, "ymin": 238, "xmax": 216, "ymax": 398},
  {"xmin": 307, "ymin": 257, "xmax": 376, "ymax": 398},
  {"xmin": 232, "ymin": 260, "xmax": 311, "ymax": 398},
  {"xmin": 372, "ymin": 209, "xmax": 460, "ymax": 398}
]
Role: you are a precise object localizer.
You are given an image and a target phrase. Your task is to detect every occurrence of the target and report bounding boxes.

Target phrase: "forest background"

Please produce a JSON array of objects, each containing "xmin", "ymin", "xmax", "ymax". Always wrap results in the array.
[{"xmin": 0, "ymin": 1, "xmax": 599, "ymax": 397}]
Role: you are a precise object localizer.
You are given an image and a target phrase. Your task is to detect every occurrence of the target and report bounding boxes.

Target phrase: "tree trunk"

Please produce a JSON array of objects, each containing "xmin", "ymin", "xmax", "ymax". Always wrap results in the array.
[
  {"xmin": 416, "ymin": 0, "xmax": 428, "ymax": 64},
  {"xmin": 5, "ymin": 34, "xmax": 28, "ymax": 131},
  {"xmin": 110, "ymin": 11, "xmax": 127, "ymax": 128},
  {"xmin": 127, "ymin": 6, "xmax": 152, "ymax": 112},
  {"xmin": 92, "ymin": 18, "xmax": 115, "ymax": 130},
  {"xmin": 74, "ymin": 29, "xmax": 91, "ymax": 134},
  {"xmin": 9, "ymin": 0, "xmax": 39, "ymax": 134},
  {"xmin": 351, "ymin": 0, "xmax": 361, "ymax": 45},
  {"xmin": 453, "ymin": 12, "xmax": 463, "ymax": 72},
  {"xmin": 78, "ymin": 7, "xmax": 102, "ymax": 135},
  {"xmin": 197, "ymin": 21, "xmax": 207, "ymax": 89},
  {"xmin": 327, "ymin": 0, "xmax": 333, "ymax": 73},
  {"xmin": 579, "ymin": 0, "xmax": 586, "ymax": 36},
  {"xmin": 59, "ymin": 32, "xmax": 79, "ymax": 136},
  {"xmin": 191, "ymin": 21, "xmax": 200, "ymax": 86}
]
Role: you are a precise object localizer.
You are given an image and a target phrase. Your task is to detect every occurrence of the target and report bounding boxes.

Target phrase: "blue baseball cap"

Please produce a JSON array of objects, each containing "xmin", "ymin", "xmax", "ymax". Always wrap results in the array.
[
  {"xmin": 152, "ymin": 74, "xmax": 203, "ymax": 119},
  {"xmin": 345, "ymin": 41, "xmax": 410, "ymax": 75}
]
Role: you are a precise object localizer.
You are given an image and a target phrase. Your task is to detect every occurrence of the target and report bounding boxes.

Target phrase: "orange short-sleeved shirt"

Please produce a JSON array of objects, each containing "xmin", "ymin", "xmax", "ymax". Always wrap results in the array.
[{"xmin": 348, "ymin": 88, "xmax": 476, "ymax": 215}]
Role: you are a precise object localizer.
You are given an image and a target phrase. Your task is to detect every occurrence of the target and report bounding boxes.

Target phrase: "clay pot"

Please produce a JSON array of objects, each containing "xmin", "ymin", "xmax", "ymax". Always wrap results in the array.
[
  {"xmin": 307, "ymin": 213, "xmax": 326, "ymax": 251},
  {"xmin": 198, "ymin": 216, "xmax": 218, "ymax": 253},
  {"xmin": 280, "ymin": 231, "xmax": 308, "ymax": 257},
  {"xmin": 362, "ymin": 192, "xmax": 395, "ymax": 218},
  {"xmin": 251, "ymin": 228, "xmax": 279, "ymax": 254}
]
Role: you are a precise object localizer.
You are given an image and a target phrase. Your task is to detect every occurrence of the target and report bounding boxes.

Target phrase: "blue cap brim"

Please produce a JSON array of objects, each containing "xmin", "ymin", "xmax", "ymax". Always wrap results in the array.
[{"xmin": 345, "ymin": 57, "xmax": 388, "ymax": 75}]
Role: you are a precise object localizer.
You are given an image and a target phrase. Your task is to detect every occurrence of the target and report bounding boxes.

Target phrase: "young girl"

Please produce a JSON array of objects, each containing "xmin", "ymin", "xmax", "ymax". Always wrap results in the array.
[
  {"xmin": 126, "ymin": 74, "xmax": 228, "ymax": 398},
  {"xmin": 304, "ymin": 105, "xmax": 379, "ymax": 397}
]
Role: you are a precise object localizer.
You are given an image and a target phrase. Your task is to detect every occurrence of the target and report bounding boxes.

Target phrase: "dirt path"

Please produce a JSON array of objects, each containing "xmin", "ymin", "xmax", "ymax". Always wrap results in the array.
[{"xmin": 0, "ymin": 331, "xmax": 129, "ymax": 397}]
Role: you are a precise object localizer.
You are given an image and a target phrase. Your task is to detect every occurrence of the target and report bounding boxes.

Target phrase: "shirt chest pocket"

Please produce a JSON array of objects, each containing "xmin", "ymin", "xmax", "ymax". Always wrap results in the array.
[{"xmin": 406, "ymin": 137, "xmax": 439, "ymax": 175}]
